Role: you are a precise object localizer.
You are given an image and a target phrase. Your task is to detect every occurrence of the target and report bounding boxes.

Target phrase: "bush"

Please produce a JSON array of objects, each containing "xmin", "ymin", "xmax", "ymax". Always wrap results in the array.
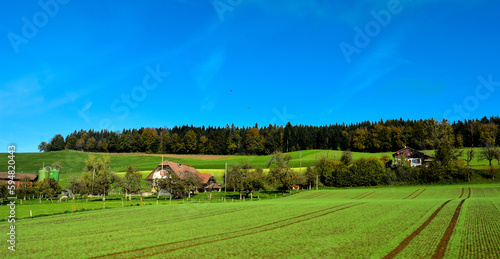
[{"xmin": 349, "ymin": 157, "xmax": 385, "ymax": 186}]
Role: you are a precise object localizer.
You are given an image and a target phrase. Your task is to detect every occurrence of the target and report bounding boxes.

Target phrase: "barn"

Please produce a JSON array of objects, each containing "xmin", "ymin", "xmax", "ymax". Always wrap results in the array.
[
  {"xmin": 145, "ymin": 161, "xmax": 220, "ymax": 193},
  {"xmin": 392, "ymin": 147, "xmax": 433, "ymax": 167},
  {"xmin": 0, "ymin": 172, "xmax": 38, "ymax": 187}
]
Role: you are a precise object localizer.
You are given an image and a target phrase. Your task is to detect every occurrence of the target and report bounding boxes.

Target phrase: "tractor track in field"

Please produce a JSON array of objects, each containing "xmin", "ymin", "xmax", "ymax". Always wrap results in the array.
[
  {"xmin": 383, "ymin": 200, "xmax": 452, "ymax": 259},
  {"xmin": 431, "ymin": 187, "xmax": 471, "ymax": 259},
  {"xmin": 431, "ymin": 199, "xmax": 466, "ymax": 259},
  {"xmin": 403, "ymin": 189, "xmax": 420, "ymax": 199},
  {"xmin": 137, "ymin": 202, "xmax": 366, "ymax": 258},
  {"xmin": 411, "ymin": 189, "xmax": 426, "ymax": 199},
  {"xmin": 94, "ymin": 202, "xmax": 364, "ymax": 258},
  {"xmin": 352, "ymin": 192, "xmax": 368, "ymax": 199},
  {"xmin": 356, "ymin": 192, "xmax": 375, "ymax": 199},
  {"xmin": 352, "ymin": 192, "xmax": 374, "ymax": 199},
  {"xmin": 300, "ymin": 192, "xmax": 326, "ymax": 199},
  {"xmin": 459, "ymin": 188, "xmax": 464, "ymax": 198}
]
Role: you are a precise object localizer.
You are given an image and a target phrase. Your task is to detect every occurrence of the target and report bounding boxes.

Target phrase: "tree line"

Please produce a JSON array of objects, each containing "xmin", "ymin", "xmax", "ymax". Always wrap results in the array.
[{"xmin": 39, "ymin": 116, "xmax": 500, "ymax": 155}]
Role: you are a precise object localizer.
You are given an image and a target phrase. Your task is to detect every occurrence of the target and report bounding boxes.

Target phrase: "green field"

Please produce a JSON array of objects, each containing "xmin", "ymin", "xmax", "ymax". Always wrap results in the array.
[
  {"xmin": 1, "ymin": 149, "xmax": 497, "ymax": 187},
  {"xmin": 1, "ymin": 184, "xmax": 499, "ymax": 258}
]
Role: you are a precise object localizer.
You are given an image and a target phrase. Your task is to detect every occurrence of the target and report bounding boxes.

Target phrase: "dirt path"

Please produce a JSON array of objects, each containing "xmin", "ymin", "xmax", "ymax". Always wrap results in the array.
[
  {"xmin": 383, "ymin": 200, "xmax": 452, "ymax": 259},
  {"xmin": 102, "ymin": 152, "xmax": 230, "ymax": 159}
]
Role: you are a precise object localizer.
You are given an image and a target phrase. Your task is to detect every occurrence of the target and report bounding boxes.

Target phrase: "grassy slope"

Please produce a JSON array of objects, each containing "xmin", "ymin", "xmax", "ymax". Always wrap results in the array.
[{"xmin": 0, "ymin": 149, "xmax": 497, "ymax": 187}]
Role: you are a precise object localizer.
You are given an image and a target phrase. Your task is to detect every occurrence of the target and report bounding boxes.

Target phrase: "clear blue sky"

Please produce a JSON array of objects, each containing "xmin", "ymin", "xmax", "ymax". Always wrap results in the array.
[{"xmin": 1, "ymin": 0, "xmax": 500, "ymax": 152}]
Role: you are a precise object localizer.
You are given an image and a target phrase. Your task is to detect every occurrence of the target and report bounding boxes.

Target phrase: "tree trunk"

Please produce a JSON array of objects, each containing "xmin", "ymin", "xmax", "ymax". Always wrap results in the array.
[
  {"xmin": 239, "ymin": 190, "xmax": 242, "ymax": 200},
  {"xmin": 103, "ymin": 186, "xmax": 106, "ymax": 202}
]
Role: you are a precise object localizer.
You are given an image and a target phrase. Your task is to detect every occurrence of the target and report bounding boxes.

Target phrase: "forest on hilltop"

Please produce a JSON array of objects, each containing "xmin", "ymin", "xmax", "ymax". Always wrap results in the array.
[{"xmin": 39, "ymin": 116, "xmax": 500, "ymax": 155}]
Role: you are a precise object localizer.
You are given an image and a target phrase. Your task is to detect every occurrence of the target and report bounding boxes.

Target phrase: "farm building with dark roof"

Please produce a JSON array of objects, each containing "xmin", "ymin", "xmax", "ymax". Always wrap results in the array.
[
  {"xmin": 0, "ymin": 172, "xmax": 38, "ymax": 188},
  {"xmin": 392, "ymin": 147, "xmax": 433, "ymax": 167}
]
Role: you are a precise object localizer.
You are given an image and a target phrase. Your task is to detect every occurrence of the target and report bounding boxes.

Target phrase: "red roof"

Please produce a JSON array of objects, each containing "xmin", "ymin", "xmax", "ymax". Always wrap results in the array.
[
  {"xmin": 199, "ymin": 173, "xmax": 213, "ymax": 184},
  {"xmin": 145, "ymin": 161, "xmax": 214, "ymax": 184},
  {"xmin": 0, "ymin": 172, "xmax": 38, "ymax": 181}
]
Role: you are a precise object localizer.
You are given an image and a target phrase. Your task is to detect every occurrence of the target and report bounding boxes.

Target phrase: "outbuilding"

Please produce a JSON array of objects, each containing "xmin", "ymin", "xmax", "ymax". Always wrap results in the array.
[{"xmin": 0, "ymin": 172, "xmax": 38, "ymax": 188}]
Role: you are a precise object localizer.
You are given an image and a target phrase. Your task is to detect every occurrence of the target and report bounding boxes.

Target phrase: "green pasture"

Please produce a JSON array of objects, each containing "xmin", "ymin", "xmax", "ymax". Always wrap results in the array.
[
  {"xmin": 0, "ymin": 149, "xmax": 497, "ymax": 187},
  {"xmin": 1, "ymin": 183, "xmax": 499, "ymax": 258}
]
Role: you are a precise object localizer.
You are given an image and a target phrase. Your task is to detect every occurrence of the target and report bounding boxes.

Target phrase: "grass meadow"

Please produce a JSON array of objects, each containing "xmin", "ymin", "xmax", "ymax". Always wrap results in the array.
[
  {"xmin": 1, "ymin": 184, "xmax": 499, "ymax": 258},
  {"xmin": 1, "ymin": 149, "xmax": 497, "ymax": 187}
]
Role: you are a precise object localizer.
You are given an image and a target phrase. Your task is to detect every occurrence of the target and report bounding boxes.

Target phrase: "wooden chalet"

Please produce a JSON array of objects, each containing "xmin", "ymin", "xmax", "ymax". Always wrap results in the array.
[
  {"xmin": 145, "ymin": 161, "xmax": 219, "ymax": 193},
  {"xmin": 392, "ymin": 147, "xmax": 433, "ymax": 167},
  {"xmin": 0, "ymin": 172, "xmax": 38, "ymax": 188}
]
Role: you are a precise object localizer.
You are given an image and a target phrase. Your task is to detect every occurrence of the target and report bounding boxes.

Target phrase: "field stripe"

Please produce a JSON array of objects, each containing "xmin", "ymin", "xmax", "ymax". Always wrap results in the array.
[
  {"xmin": 459, "ymin": 188, "xmax": 464, "ymax": 198},
  {"xmin": 431, "ymin": 199, "xmax": 467, "ymax": 259},
  {"xmin": 352, "ymin": 192, "xmax": 368, "ymax": 199},
  {"xmin": 299, "ymin": 192, "xmax": 327, "ymax": 199},
  {"xmin": 467, "ymin": 187, "xmax": 471, "ymax": 198},
  {"xmin": 93, "ymin": 202, "xmax": 360, "ymax": 258},
  {"xmin": 137, "ymin": 203, "xmax": 366, "ymax": 257},
  {"xmin": 357, "ymin": 192, "xmax": 375, "ymax": 199},
  {"xmin": 383, "ymin": 200, "xmax": 451, "ymax": 259},
  {"xmin": 403, "ymin": 189, "xmax": 420, "ymax": 199},
  {"xmin": 411, "ymin": 189, "xmax": 426, "ymax": 199}
]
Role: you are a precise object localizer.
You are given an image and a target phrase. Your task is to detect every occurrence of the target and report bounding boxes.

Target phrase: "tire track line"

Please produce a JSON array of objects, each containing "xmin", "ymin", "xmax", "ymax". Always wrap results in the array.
[
  {"xmin": 459, "ymin": 188, "xmax": 464, "ymax": 198},
  {"xmin": 383, "ymin": 200, "xmax": 452, "ymax": 259},
  {"xmin": 138, "ymin": 202, "xmax": 366, "ymax": 257},
  {"xmin": 411, "ymin": 189, "xmax": 426, "ymax": 199},
  {"xmin": 352, "ymin": 192, "xmax": 368, "ymax": 199},
  {"xmin": 467, "ymin": 187, "xmax": 471, "ymax": 198},
  {"xmin": 357, "ymin": 192, "xmax": 375, "ymax": 199},
  {"xmin": 431, "ymin": 199, "xmax": 467, "ymax": 259},
  {"xmin": 301, "ymin": 192, "xmax": 327, "ymax": 199},
  {"xmin": 403, "ymin": 189, "xmax": 420, "ymax": 199},
  {"xmin": 93, "ymin": 202, "xmax": 358, "ymax": 258}
]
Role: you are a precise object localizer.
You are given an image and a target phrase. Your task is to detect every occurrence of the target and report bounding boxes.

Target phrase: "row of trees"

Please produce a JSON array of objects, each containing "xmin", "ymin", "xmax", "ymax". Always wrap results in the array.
[
  {"xmin": 225, "ymin": 152, "xmax": 306, "ymax": 198},
  {"xmin": 311, "ymin": 121, "xmax": 500, "ymax": 187},
  {"xmin": 0, "ymin": 178, "xmax": 63, "ymax": 204},
  {"xmin": 40, "ymin": 117, "xmax": 500, "ymax": 155},
  {"xmin": 64, "ymin": 154, "xmax": 206, "ymax": 201}
]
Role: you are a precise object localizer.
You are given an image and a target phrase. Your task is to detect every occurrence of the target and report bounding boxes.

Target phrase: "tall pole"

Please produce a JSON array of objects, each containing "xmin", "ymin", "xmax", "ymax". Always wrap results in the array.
[
  {"xmin": 300, "ymin": 151, "xmax": 301, "ymax": 173},
  {"xmin": 92, "ymin": 168, "xmax": 95, "ymax": 194},
  {"xmin": 225, "ymin": 162, "xmax": 227, "ymax": 193}
]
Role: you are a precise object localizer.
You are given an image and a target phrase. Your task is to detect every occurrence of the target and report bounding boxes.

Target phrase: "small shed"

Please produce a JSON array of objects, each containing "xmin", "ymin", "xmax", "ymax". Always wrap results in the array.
[{"xmin": 0, "ymin": 172, "xmax": 38, "ymax": 188}]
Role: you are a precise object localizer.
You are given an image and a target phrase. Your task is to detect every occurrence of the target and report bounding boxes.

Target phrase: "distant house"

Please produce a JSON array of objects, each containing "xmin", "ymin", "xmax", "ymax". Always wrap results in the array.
[
  {"xmin": 392, "ymin": 147, "xmax": 433, "ymax": 167},
  {"xmin": 0, "ymin": 172, "xmax": 38, "ymax": 188},
  {"xmin": 145, "ymin": 161, "xmax": 219, "ymax": 193}
]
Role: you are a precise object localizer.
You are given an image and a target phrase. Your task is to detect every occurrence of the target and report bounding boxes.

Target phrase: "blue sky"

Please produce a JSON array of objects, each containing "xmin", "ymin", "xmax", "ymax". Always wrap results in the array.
[{"xmin": 1, "ymin": 0, "xmax": 500, "ymax": 152}]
